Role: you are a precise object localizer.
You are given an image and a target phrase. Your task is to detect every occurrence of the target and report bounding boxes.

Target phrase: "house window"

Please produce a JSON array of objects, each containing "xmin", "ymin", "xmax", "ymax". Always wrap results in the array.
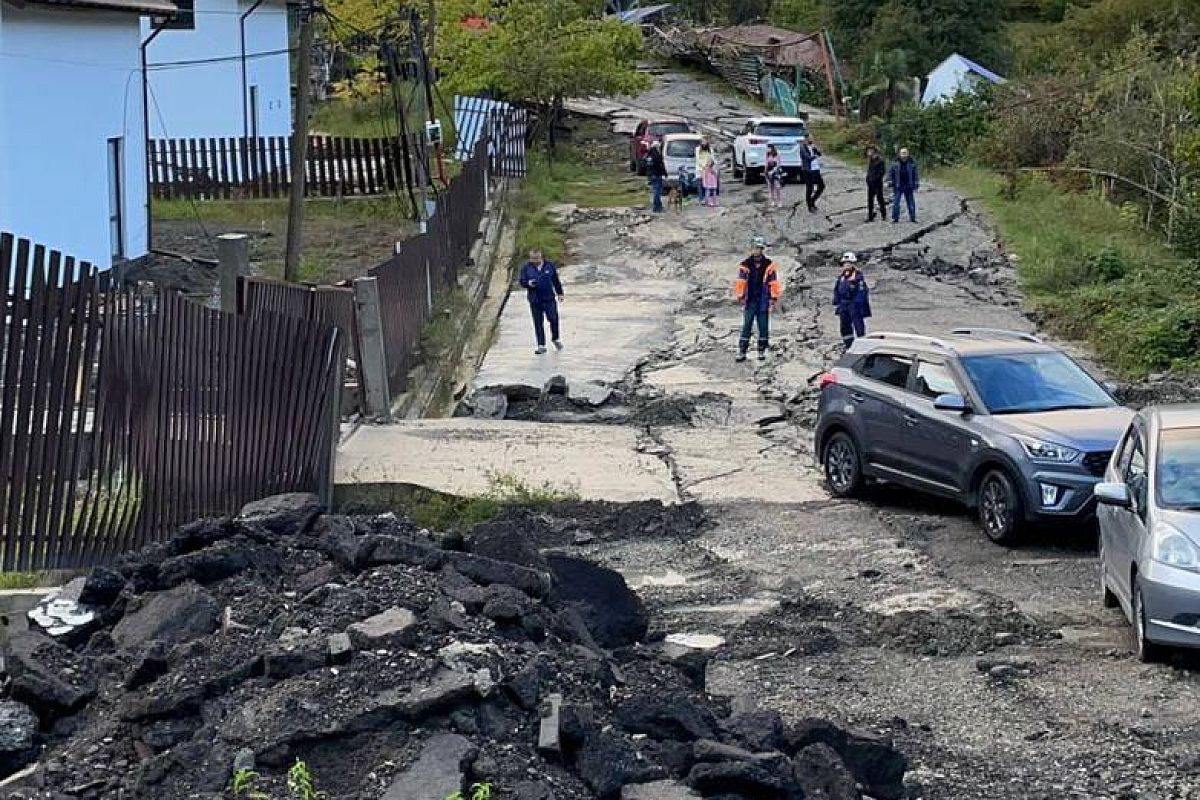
[
  {"xmin": 160, "ymin": 0, "xmax": 195, "ymax": 30},
  {"xmin": 108, "ymin": 138, "xmax": 125, "ymax": 261},
  {"xmin": 249, "ymin": 85, "xmax": 260, "ymax": 139}
]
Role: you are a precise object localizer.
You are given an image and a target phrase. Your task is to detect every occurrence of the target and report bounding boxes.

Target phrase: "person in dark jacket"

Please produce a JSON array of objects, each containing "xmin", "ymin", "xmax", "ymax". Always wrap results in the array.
[
  {"xmin": 889, "ymin": 147, "xmax": 919, "ymax": 223},
  {"xmin": 733, "ymin": 236, "xmax": 783, "ymax": 362},
  {"xmin": 832, "ymin": 251, "xmax": 871, "ymax": 348},
  {"xmin": 518, "ymin": 249, "xmax": 565, "ymax": 354},
  {"xmin": 646, "ymin": 140, "xmax": 668, "ymax": 213},
  {"xmin": 801, "ymin": 137, "xmax": 825, "ymax": 212},
  {"xmin": 865, "ymin": 146, "xmax": 887, "ymax": 222}
]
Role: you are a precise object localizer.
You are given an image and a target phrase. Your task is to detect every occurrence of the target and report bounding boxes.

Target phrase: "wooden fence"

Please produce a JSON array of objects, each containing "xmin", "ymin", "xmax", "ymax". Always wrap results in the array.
[
  {"xmin": 149, "ymin": 135, "xmax": 412, "ymax": 200},
  {"xmin": 370, "ymin": 137, "xmax": 490, "ymax": 392},
  {"xmin": 238, "ymin": 276, "xmax": 362, "ymax": 417},
  {"xmin": 0, "ymin": 233, "xmax": 344, "ymax": 571}
]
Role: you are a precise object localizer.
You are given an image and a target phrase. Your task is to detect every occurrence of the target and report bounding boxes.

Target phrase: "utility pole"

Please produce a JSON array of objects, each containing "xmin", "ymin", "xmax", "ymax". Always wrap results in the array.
[
  {"xmin": 284, "ymin": 0, "xmax": 317, "ymax": 282},
  {"xmin": 409, "ymin": 8, "xmax": 433, "ymax": 228},
  {"xmin": 409, "ymin": 9, "xmax": 446, "ymax": 212}
]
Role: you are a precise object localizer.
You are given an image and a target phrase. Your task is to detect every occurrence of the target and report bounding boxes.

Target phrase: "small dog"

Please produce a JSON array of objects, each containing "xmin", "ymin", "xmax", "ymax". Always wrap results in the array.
[{"xmin": 667, "ymin": 183, "xmax": 684, "ymax": 213}]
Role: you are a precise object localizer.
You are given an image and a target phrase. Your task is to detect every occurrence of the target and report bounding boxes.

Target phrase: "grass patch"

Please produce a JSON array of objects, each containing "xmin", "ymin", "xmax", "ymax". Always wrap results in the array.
[
  {"xmin": 0, "ymin": 572, "xmax": 49, "ymax": 590},
  {"xmin": 406, "ymin": 472, "xmax": 581, "ymax": 531},
  {"xmin": 312, "ymin": 84, "xmax": 458, "ymax": 145},
  {"xmin": 935, "ymin": 165, "xmax": 1199, "ymax": 376},
  {"xmin": 153, "ymin": 197, "xmax": 411, "ymax": 224},
  {"xmin": 510, "ymin": 133, "xmax": 644, "ymax": 266}
]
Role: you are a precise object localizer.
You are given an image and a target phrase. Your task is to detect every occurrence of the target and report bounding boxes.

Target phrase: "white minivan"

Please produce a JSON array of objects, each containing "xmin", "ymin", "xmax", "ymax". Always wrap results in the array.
[{"xmin": 662, "ymin": 133, "xmax": 705, "ymax": 192}]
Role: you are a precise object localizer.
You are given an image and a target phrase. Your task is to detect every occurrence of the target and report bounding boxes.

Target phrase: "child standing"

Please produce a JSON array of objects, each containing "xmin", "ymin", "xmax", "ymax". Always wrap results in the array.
[{"xmin": 766, "ymin": 144, "xmax": 784, "ymax": 208}]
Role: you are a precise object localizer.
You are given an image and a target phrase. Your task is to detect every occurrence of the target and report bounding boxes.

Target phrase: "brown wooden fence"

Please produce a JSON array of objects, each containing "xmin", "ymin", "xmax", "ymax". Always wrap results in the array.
[
  {"xmin": 238, "ymin": 276, "xmax": 362, "ymax": 417},
  {"xmin": 0, "ymin": 233, "xmax": 344, "ymax": 571},
  {"xmin": 369, "ymin": 137, "xmax": 489, "ymax": 392},
  {"xmin": 149, "ymin": 135, "xmax": 412, "ymax": 200}
]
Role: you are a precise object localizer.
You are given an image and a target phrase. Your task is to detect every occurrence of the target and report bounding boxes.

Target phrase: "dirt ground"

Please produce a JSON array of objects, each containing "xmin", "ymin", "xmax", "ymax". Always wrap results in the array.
[
  {"xmin": 457, "ymin": 69, "xmax": 1200, "ymax": 799},
  {"xmin": 142, "ymin": 197, "xmax": 420, "ymax": 297}
]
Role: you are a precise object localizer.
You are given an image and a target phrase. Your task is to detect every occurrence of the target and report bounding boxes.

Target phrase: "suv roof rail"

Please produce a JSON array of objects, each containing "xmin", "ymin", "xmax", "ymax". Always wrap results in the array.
[
  {"xmin": 949, "ymin": 328, "xmax": 1041, "ymax": 344},
  {"xmin": 862, "ymin": 332, "xmax": 952, "ymax": 350}
]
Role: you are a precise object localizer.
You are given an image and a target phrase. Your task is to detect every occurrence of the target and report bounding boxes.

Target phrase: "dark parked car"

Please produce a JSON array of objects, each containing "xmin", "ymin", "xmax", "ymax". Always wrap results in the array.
[
  {"xmin": 815, "ymin": 329, "xmax": 1133, "ymax": 544},
  {"xmin": 629, "ymin": 119, "xmax": 694, "ymax": 174}
]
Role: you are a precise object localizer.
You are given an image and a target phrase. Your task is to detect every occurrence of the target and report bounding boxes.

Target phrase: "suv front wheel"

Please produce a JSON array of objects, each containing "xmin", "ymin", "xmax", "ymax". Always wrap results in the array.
[
  {"xmin": 823, "ymin": 432, "xmax": 864, "ymax": 497},
  {"xmin": 978, "ymin": 469, "xmax": 1024, "ymax": 545}
]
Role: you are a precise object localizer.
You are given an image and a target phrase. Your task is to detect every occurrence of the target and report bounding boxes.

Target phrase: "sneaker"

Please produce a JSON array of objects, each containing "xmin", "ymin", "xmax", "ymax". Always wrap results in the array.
[
  {"xmin": 535, "ymin": 346, "xmax": 547, "ymax": 354},
  {"xmin": 553, "ymin": 340, "xmax": 564, "ymax": 351},
  {"xmin": 735, "ymin": 352, "xmax": 747, "ymax": 363}
]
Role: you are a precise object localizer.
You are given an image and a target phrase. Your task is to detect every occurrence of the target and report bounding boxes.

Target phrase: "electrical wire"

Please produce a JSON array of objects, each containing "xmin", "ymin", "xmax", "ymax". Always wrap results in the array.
[{"xmin": 146, "ymin": 83, "xmax": 213, "ymax": 247}]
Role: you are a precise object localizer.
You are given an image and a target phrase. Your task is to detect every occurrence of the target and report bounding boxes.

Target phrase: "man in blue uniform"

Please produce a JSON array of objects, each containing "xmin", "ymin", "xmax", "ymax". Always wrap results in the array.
[
  {"xmin": 518, "ymin": 249, "xmax": 565, "ymax": 354},
  {"xmin": 832, "ymin": 252, "xmax": 871, "ymax": 348}
]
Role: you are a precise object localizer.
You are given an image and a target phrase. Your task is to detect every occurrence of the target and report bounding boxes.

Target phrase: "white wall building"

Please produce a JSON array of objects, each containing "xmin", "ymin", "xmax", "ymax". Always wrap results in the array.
[
  {"xmin": 142, "ymin": 0, "xmax": 292, "ymax": 140},
  {"xmin": 0, "ymin": 0, "xmax": 170, "ymax": 269}
]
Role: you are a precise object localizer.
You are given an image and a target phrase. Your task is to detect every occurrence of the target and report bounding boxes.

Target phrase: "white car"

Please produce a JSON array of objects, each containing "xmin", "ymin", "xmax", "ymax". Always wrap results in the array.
[
  {"xmin": 732, "ymin": 116, "xmax": 809, "ymax": 184},
  {"xmin": 662, "ymin": 133, "xmax": 705, "ymax": 191}
]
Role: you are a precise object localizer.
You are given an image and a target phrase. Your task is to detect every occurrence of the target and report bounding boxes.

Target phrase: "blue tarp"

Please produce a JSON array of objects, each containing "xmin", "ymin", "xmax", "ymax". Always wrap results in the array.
[
  {"xmin": 922, "ymin": 53, "xmax": 1005, "ymax": 106},
  {"xmin": 617, "ymin": 4, "xmax": 673, "ymax": 24}
]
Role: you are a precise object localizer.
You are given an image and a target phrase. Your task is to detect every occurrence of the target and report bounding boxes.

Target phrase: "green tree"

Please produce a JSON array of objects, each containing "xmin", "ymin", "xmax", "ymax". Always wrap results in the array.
[
  {"xmin": 434, "ymin": 0, "xmax": 649, "ymax": 151},
  {"xmin": 770, "ymin": 0, "xmax": 830, "ymax": 32}
]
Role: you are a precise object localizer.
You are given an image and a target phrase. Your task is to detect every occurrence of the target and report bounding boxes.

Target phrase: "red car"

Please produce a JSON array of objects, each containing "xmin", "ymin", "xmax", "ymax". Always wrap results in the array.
[{"xmin": 629, "ymin": 119, "xmax": 695, "ymax": 175}]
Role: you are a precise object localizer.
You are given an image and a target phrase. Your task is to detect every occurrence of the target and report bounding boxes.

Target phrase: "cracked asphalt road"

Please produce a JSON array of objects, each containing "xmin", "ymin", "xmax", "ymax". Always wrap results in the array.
[{"xmin": 364, "ymin": 70, "xmax": 1200, "ymax": 798}]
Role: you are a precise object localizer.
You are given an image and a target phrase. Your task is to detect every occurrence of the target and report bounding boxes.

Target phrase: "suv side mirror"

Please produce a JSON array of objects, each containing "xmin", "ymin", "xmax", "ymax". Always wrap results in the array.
[
  {"xmin": 933, "ymin": 393, "xmax": 971, "ymax": 414},
  {"xmin": 1095, "ymin": 482, "xmax": 1131, "ymax": 508}
]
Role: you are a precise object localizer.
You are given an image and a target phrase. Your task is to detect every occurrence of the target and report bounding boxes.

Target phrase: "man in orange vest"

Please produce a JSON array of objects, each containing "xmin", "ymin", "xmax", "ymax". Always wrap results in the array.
[{"xmin": 733, "ymin": 235, "xmax": 783, "ymax": 362}]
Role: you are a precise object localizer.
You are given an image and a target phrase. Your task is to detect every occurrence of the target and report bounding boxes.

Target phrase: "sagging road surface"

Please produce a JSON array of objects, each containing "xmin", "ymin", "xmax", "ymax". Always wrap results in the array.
[{"xmin": 340, "ymin": 71, "xmax": 1200, "ymax": 799}]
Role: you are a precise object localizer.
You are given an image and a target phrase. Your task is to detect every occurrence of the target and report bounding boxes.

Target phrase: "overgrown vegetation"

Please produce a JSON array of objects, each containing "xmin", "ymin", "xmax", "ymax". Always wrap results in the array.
[
  {"xmin": 511, "ymin": 125, "xmax": 644, "ymax": 267},
  {"xmin": 445, "ymin": 783, "xmax": 494, "ymax": 800},
  {"xmin": 229, "ymin": 760, "xmax": 327, "ymax": 800},
  {"xmin": 404, "ymin": 472, "xmax": 581, "ymax": 531}
]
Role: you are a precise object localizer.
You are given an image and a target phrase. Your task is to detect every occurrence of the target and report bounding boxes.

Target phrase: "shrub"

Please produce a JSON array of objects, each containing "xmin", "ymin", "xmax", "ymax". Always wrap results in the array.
[{"xmin": 1086, "ymin": 248, "xmax": 1129, "ymax": 282}]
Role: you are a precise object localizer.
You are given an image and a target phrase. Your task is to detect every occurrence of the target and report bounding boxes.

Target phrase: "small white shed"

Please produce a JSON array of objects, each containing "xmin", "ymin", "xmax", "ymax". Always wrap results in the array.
[{"xmin": 921, "ymin": 53, "xmax": 1004, "ymax": 106}]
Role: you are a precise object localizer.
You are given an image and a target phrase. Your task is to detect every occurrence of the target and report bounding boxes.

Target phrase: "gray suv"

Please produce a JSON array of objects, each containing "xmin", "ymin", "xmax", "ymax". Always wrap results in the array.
[{"xmin": 815, "ymin": 330, "xmax": 1133, "ymax": 544}]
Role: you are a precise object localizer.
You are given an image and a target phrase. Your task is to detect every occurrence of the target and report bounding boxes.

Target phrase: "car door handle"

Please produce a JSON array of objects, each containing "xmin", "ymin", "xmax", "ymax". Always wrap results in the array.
[
  {"xmin": 903, "ymin": 413, "xmax": 919, "ymax": 426},
  {"xmin": 849, "ymin": 392, "xmax": 866, "ymax": 403}
]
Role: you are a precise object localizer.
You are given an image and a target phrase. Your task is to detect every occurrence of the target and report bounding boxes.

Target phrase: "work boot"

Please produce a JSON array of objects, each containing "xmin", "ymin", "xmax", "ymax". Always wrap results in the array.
[
  {"xmin": 535, "ymin": 346, "xmax": 547, "ymax": 355},
  {"xmin": 735, "ymin": 351, "xmax": 747, "ymax": 363},
  {"xmin": 553, "ymin": 340, "xmax": 564, "ymax": 351}
]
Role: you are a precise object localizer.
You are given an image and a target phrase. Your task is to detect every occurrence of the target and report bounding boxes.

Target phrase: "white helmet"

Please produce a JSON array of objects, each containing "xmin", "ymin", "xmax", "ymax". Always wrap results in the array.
[
  {"xmin": 752, "ymin": 235, "xmax": 767, "ymax": 248},
  {"xmin": 840, "ymin": 251, "xmax": 858, "ymax": 263}
]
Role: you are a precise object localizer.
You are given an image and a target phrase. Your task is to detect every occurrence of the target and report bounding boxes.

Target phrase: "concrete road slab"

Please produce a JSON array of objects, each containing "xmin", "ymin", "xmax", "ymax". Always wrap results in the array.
[{"xmin": 337, "ymin": 419, "xmax": 678, "ymax": 503}]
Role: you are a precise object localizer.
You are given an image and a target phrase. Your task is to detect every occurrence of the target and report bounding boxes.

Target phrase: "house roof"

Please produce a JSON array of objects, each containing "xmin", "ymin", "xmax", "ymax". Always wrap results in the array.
[
  {"xmin": 930, "ymin": 53, "xmax": 1005, "ymax": 85},
  {"xmin": 19, "ymin": 0, "xmax": 177, "ymax": 14},
  {"xmin": 699, "ymin": 24, "xmax": 826, "ymax": 69}
]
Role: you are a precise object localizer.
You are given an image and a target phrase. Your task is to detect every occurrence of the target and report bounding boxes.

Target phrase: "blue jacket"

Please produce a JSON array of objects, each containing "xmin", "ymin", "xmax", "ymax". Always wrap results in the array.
[
  {"xmin": 519, "ymin": 260, "xmax": 564, "ymax": 305},
  {"xmin": 833, "ymin": 271, "xmax": 871, "ymax": 318},
  {"xmin": 889, "ymin": 157, "xmax": 919, "ymax": 191}
]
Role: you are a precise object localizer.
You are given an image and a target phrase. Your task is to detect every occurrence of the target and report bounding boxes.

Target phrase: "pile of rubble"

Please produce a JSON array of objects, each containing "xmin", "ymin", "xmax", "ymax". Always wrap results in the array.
[{"xmin": 0, "ymin": 494, "xmax": 907, "ymax": 799}]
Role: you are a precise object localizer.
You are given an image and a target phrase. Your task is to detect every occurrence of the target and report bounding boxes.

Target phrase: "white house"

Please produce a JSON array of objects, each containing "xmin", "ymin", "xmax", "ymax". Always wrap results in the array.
[
  {"xmin": 141, "ymin": 0, "xmax": 292, "ymax": 140},
  {"xmin": 921, "ymin": 53, "xmax": 1005, "ymax": 106},
  {"xmin": 0, "ymin": 0, "xmax": 172, "ymax": 270}
]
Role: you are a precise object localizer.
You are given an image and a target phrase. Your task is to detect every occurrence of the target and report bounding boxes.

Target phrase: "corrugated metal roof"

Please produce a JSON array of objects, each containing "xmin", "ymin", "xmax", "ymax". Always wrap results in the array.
[{"xmin": 24, "ymin": 0, "xmax": 178, "ymax": 14}]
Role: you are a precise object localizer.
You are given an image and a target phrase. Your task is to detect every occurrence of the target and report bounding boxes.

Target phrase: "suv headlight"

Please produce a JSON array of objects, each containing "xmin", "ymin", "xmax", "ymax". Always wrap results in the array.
[
  {"xmin": 1014, "ymin": 434, "xmax": 1081, "ymax": 464},
  {"xmin": 1152, "ymin": 524, "xmax": 1200, "ymax": 573}
]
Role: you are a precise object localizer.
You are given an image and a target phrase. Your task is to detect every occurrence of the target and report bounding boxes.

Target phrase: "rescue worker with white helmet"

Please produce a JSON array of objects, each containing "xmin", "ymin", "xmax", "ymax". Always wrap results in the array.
[{"xmin": 832, "ymin": 251, "xmax": 871, "ymax": 348}]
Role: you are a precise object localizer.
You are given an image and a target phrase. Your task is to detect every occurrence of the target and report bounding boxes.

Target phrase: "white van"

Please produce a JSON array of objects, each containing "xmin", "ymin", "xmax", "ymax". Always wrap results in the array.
[{"xmin": 662, "ymin": 133, "xmax": 705, "ymax": 192}]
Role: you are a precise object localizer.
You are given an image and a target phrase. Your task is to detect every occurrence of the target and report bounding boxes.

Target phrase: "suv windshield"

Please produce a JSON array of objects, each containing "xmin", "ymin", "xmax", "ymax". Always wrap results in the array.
[
  {"xmin": 1158, "ymin": 427, "xmax": 1200, "ymax": 509},
  {"xmin": 649, "ymin": 122, "xmax": 691, "ymax": 137},
  {"xmin": 666, "ymin": 140, "xmax": 699, "ymax": 158},
  {"xmin": 960, "ymin": 352, "xmax": 1115, "ymax": 414},
  {"xmin": 755, "ymin": 123, "xmax": 806, "ymax": 138}
]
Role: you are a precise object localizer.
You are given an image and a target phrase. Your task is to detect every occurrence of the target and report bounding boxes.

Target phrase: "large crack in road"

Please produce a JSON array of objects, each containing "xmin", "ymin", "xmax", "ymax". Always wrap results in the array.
[{"xmin": 345, "ymin": 70, "xmax": 1200, "ymax": 798}]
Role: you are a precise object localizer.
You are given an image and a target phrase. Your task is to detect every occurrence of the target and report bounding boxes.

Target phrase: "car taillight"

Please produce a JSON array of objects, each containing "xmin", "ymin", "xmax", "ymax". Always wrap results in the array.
[
  {"xmin": 749, "ymin": 137, "xmax": 768, "ymax": 145},
  {"xmin": 818, "ymin": 372, "xmax": 838, "ymax": 389}
]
